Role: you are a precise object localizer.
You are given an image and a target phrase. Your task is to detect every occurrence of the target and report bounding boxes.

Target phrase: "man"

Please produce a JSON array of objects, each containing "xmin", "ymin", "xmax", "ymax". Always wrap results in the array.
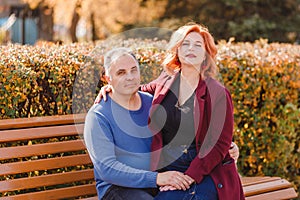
[{"xmin": 84, "ymin": 47, "xmax": 194, "ymax": 200}]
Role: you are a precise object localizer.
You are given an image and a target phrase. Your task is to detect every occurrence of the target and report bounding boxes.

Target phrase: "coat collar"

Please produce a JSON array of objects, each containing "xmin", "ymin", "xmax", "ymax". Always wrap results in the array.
[
  {"xmin": 151, "ymin": 72, "xmax": 179, "ymax": 106},
  {"xmin": 152, "ymin": 72, "xmax": 209, "ymax": 105}
]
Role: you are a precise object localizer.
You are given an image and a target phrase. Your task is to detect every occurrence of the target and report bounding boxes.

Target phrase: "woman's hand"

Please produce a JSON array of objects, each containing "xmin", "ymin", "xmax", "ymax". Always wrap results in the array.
[
  {"xmin": 229, "ymin": 142, "xmax": 239, "ymax": 163},
  {"xmin": 94, "ymin": 84, "xmax": 112, "ymax": 104},
  {"xmin": 159, "ymin": 185, "xmax": 177, "ymax": 191},
  {"xmin": 156, "ymin": 171, "xmax": 194, "ymax": 191}
]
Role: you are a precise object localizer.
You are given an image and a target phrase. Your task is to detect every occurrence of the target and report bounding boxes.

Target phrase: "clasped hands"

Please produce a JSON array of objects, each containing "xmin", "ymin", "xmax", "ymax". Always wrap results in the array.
[{"xmin": 156, "ymin": 171, "xmax": 194, "ymax": 192}]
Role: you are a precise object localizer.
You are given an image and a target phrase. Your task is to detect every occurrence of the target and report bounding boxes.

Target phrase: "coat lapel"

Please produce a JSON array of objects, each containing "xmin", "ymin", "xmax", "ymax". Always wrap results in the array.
[{"xmin": 194, "ymin": 79, "xmax": 207, "ymax": 149}]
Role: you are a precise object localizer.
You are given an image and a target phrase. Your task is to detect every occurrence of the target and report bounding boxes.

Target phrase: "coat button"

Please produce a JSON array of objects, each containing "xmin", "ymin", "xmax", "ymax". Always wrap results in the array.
[{"xmin": 217, "ymin": 183, "xmax": 223, "ymax": 188}]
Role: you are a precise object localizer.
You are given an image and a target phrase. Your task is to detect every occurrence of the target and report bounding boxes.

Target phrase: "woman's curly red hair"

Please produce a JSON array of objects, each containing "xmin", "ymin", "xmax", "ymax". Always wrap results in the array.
[{"xmin": 163, "ymin": 23, "xmax": 218, "ymax": 79}]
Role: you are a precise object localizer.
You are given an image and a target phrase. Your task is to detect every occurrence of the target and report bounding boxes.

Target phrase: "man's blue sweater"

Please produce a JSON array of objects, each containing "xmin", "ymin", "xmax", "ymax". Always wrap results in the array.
[{"xmin": 84, "ymin": 91, "xmax": 158, "ymax": 199}]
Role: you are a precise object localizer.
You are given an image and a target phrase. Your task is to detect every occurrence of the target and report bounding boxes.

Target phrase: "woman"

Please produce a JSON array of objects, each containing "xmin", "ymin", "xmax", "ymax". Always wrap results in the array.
[{"xmin": 140, "ymin": 23, "xmax": 245, "ymax": 200}]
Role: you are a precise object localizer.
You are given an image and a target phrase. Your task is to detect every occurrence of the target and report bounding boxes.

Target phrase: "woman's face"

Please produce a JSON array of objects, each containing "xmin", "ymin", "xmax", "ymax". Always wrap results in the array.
[{"xmin": 178, "ymin": 31, "xmax": 206, "ymax": 68}]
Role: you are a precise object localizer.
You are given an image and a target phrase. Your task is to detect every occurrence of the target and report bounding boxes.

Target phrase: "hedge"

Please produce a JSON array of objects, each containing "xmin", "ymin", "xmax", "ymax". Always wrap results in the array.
[
  {"xmin": 0, "ymin": 39, "xmax": 299, "ymax": 193},
  {"xmin": 217, "ymin": 39, "xmax": 299, "ymax": 193}
]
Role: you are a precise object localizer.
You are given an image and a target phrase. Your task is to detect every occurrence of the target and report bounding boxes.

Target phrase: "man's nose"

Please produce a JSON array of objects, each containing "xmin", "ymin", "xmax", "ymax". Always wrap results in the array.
[{"xmin": 125, "ymin": 72, "xmax": 134, "ymax": 80}]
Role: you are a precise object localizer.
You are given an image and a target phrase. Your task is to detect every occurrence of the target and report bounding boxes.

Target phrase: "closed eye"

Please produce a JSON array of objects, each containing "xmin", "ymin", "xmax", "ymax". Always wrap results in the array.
[
  {"xmin": 131, "ymin": 66, "xmax": 138, "ymax": 73},
  {"xmin": 116, "ymin": 70, "xmax": 126, "ymax": 76}
]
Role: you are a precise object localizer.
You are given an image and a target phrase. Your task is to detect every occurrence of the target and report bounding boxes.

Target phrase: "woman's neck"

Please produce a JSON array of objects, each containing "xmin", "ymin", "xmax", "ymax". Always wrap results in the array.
[
  {"xmin": 180, "ymin": 64, "xmax": 201, "ymax": 85},
  {"xmin": 177, "ymin": 65, "xmax": 200, "ymax": 107},
  {"xmin": 110, "ymin": 92, "xmax": 141, "ymax": 111}
]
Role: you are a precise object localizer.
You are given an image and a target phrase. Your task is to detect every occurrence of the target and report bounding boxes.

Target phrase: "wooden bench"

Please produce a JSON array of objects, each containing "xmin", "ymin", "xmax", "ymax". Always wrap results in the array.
[
  {"xmin": 0, "ymin": 114, "xmax": 97, "ymax": 199},
  {"xmin": 0, "ymin": 114, "xmax": 298, "ymax": 199}
]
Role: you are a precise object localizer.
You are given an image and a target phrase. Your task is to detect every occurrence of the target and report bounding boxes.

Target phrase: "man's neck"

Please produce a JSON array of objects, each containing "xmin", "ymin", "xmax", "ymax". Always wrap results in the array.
[{"xmin": 110, "ymin": 91, "xmax": 141, "ymax": 111}]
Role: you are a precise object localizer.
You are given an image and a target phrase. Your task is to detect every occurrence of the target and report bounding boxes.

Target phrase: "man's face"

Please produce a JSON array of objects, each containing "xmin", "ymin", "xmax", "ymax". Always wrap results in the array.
[{"xmin": 108, "ymin": 54, "xmax": 141, "ymax": 96}]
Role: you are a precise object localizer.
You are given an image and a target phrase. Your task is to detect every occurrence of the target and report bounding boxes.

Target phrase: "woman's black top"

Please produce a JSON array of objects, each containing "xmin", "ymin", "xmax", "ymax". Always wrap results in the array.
[{"xmin": 151, "ymin": 75, "xmax": 196, "ymax": 146}]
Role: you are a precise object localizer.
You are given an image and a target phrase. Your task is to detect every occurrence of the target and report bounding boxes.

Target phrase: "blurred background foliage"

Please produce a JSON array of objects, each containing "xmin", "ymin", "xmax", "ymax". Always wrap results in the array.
[
  {"xmin": 1, "ymin": 0, "xmax": 299, "ymax": 44},
  {"xmin": 0, "ymin": 0, "xmax": 299, "ymax": 196},
  {"xmin": 0, "ymin": 39, "xmax": 299, "ymax": 193}
]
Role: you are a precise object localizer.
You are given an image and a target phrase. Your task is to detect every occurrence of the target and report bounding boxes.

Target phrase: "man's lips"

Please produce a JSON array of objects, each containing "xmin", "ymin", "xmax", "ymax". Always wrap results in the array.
[{"xmin": 124, "ymin": 83, "xmax": 138, "ymax": 87}]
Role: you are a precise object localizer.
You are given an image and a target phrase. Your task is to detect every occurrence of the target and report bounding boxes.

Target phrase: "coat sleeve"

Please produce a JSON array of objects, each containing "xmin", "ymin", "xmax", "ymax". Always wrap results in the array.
[
  {"xmin": 140, "ymin": 82, "xmax": 156, "ymax": 95},
  {"xmin": 185, "ymin": 86, "xmax": 234, "ymax": 183},
  {"xmin": 140, "ymin": 71, "xmax": 170, "ymax": 95}
]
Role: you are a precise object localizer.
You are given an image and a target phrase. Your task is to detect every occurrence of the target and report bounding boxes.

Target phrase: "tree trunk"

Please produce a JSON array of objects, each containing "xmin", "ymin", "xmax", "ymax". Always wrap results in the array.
[
  {"xmin": 37, "ymin": 3, "xmax": 54, "ymax": 41},
  {"xmin": 69, "ymin": 0, "xmax": 81, "ymax": 43},
  {"xmin": 90, "ymin": 12, "xmax": 99, "ymax": 41}
]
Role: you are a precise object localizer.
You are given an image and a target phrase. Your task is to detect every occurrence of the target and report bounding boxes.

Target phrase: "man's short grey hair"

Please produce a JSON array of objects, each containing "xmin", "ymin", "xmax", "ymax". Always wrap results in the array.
[{"xmin": 103, "ymin": 47, "xmax": 137, "ymax": 76}]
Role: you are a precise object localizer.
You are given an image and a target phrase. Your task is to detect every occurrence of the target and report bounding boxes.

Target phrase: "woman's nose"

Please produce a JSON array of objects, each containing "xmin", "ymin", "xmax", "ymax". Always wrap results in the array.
[{"xmin": 188, "ymin": 43, "xmax": 195, "ymax": 50}]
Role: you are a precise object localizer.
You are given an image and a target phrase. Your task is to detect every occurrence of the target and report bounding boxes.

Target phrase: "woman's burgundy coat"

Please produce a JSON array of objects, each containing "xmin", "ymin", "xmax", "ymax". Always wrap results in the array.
[{"xmin": 141, "ymin": 71, "xmax": 245, "ymax": 200}]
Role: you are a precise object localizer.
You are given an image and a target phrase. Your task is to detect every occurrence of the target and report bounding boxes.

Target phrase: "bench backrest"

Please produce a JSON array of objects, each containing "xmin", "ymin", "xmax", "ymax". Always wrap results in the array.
[{"xmin": 0, "ymin": 114, "xmax": 97, "ymax": 199}]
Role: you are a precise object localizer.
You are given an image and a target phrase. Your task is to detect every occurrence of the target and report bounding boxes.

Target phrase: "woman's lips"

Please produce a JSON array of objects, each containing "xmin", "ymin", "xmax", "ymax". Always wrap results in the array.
[{"xmin": 186, "ymin": 53, "xmax": 196, "ymax": 58}]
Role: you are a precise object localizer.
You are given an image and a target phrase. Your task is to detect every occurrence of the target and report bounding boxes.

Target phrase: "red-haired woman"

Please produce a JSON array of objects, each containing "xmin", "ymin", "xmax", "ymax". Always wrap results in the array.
[{"xmin": 141, "ymin": 23, "xmax": 245, "ymax": 200}]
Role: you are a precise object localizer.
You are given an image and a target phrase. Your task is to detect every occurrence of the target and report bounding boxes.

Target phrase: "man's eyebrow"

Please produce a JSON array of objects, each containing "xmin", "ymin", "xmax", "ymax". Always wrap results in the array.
[{"xmin": 116, "ymin": 69, "xmax": 126, "ymax": 73}]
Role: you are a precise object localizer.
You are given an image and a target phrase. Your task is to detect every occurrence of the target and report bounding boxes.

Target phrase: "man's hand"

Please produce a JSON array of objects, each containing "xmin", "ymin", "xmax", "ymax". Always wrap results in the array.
[
  {"xmin": 156, "ymin": 171, "xmax": 194, "ymax": 191},
  {"xmin": 229, "ymin": 142, "xmax": 239, "ymax": 163},
  {"xmin": 94, "ymin": 84, "xmax": 112, "ymax": 104}
]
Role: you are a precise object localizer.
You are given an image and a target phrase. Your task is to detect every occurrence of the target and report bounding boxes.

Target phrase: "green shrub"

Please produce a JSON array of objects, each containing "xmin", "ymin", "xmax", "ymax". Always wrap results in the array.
[
  {"xmin": 0, "ymin": 43, "xmax": 92, "ymax": 117},
  {"xmin": 217, "ymin": 39, "xmax": 299, "ymax": 192}
]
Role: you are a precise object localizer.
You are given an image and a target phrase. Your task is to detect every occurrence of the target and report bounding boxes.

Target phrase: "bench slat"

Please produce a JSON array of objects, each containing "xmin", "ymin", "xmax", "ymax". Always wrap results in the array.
[
  {"xmin": 243, "ymin": 179, "xmax": 293, "ymax": 197},
  {"xmin": 0, "ymin": 114, "xmax": 86, "ymax": 130},
  {"xmin": 0, "ymin": 124, "xmax": 84, "ymax": 143},
  {"xmin": 0, "ymin": 154, "xmax": 92, "ymax": 176},
  {"xmin": 0, "ymin": 169, "xmax": 95, "ymax": 193},
  {"xmin": 0, "ymin": 140, "xmax": 86, "ymax": 160},
  {"xmin": 0, "ymin": 184, "xmax": 97, "ymax": 200},
  {"xmin": 81, "ymin": 197, "xmax": 99, "ymax": 200},
  {"xmin": 245, "ymin": 187, "xmax": 298, "ymax": 200},
  {"xmin": 241, "ymin": 176, "xmax": 281, "ymax": 186}
]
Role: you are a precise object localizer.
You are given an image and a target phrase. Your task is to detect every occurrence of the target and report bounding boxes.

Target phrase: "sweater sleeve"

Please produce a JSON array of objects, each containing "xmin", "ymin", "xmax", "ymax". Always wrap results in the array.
[
  {"xmin": 185, "ymin": 88, "xmax": 234, "ymax": 183},
  {"xmin": 84, "ymin": 108, "xmax": 158, "ymax": 188}
]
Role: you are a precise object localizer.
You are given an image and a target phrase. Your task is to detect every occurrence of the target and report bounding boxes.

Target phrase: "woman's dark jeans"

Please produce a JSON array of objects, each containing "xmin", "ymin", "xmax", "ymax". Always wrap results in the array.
[{"xmin": 155, "ymin": 144, "xmax": 218, "ymax": 200}]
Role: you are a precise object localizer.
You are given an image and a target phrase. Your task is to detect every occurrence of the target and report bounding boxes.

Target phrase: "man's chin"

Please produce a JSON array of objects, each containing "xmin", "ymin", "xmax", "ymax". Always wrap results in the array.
[{"xmin": 122, "ymin": 87, "xmax": 139, "ymax": 95}]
